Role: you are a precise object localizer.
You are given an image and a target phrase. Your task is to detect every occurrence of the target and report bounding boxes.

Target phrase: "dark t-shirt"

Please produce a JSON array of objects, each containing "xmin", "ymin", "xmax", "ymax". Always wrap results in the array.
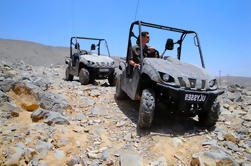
[{"xmin": 129, "ymin": 45, "xmax": 157, "ymax": 64}]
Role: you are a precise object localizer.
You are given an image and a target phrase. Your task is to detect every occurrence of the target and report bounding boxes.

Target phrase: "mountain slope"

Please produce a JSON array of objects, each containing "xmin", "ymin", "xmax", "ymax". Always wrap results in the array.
[{"xmin": 0, "ymin": 39, "xmax": 69, "ymax": 66}]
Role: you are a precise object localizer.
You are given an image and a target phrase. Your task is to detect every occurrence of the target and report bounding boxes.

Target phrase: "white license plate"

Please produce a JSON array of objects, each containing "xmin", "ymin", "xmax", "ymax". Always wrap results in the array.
[
  {"xmin": 185, "ymin": 94, "xmax": 206, "ymax": 102},
  {"xmin": 99, "ymin": 68, "xmax": 109, "ymax": 72}
]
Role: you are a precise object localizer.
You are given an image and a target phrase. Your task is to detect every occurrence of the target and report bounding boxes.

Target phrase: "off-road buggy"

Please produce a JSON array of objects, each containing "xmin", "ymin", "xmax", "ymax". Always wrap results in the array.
[
  {"xmin": 116, "ymin": 21, "xmax": 224, "ymax": 128},
  {"xmin": 65, "ymin": 37, "xmax": 116, "ymax": 85}
]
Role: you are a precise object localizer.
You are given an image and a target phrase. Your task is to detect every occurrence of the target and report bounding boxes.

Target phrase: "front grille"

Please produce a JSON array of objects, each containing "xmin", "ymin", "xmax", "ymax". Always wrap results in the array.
[
  {"xmin": 201, "ymin": 80, "xmax": 206, "ymax": 89},
  {"xmin": 179, "ymin": 77, "xmax": 206, "ymax": 90},
  {"xmin": 189, "ymin": 78, "xmax": 196, "ymax": 88},
  {"xmin": 178, "ymin": 77, "xmax": 186, "ymax": 87}
]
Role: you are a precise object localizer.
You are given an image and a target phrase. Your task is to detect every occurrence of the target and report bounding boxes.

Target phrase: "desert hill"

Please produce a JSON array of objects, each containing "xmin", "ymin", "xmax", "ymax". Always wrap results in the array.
[{"xmin": 0, "ymin": 39, "xmax": 69, "ymax": 66}]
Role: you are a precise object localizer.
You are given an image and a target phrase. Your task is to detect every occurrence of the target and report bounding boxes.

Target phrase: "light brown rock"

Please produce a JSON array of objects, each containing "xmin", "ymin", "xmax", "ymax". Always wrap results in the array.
[
  {"xmin": 190, "ymin": 154, "xmax": 200, "ymax": 166},
  {"xmin": 224, "ymin": 134, "xmax": 238, "ymax": 144},
  {"xmin": 21, "ymin": 103, "xmax": 39, "ymax": 111}
]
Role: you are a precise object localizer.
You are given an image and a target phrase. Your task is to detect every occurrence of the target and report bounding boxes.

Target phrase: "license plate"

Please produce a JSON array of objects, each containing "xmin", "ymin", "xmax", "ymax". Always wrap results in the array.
[
  {"xmin": 184, "ymin": 94, "xmax": 206, "ymax": 102},
  {"xmin": 99, "ymin": 68, "xmax": 109, "ymax": 72}
]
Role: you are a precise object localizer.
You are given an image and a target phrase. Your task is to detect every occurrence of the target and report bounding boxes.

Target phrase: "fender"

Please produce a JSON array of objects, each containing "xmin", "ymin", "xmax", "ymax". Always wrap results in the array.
[{"xmin": 141, "ymin": 63, "xmax": 161, "ymax": 82}]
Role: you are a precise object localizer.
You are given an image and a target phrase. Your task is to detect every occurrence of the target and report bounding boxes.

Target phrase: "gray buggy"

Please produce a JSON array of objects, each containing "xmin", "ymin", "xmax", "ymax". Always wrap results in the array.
[
  {"xmin": 65, "ymin": 37, "xmax": 116, "ymax": 85},
  {"xmin": 116, "ymin": 21, "xmax": 224, "ymax": 128}
]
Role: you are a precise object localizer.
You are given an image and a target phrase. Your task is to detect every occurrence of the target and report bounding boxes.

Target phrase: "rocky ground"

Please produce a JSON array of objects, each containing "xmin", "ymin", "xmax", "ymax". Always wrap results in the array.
[{"xmin": 0, "ymin": 60, "xmax": 250, "ymax": 166}]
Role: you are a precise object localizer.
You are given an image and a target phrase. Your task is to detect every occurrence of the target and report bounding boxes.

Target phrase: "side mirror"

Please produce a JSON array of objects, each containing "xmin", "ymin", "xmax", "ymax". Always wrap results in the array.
[
  {"xmin": 165, "ymin": 39, "xmax": 174, "ymax": 50},
  {"xmin": 91, "ymin": 44, "xmax": 96, "ymax": 50}
]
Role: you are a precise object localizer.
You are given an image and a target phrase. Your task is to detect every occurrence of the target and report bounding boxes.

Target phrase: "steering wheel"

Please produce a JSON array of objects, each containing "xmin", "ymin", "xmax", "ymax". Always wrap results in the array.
[
  {"xmin": 80, "ymin": 50, "xmax": 88, "ymax": 55},
  {"xmin": 147, "ymin": 48, "xmax": 159, "ymax": 58}
]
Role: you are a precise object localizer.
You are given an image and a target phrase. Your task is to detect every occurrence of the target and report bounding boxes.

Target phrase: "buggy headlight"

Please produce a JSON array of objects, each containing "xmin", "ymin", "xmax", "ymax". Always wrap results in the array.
[
  {"xmin": 160, "ymin": 72, "xmax": 175, "ymax": 83},
  {"xmin": 209, "ymin": 79, "xmax": 216, "ymax": 87},
  {"xmin": 162, "ymin": 74, "xmax": 170, "ymax": 82}
]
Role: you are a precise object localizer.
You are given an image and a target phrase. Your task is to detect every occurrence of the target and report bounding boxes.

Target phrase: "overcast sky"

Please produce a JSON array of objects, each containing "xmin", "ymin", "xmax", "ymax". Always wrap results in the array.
[{"xmin": 0, "ymin": 0, "xmax": 250, "ymax": 77}]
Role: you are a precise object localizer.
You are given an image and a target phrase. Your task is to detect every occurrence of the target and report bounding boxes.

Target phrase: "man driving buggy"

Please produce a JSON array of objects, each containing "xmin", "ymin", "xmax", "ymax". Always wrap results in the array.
[
  {"xmin": 129, "ymin": 31, "xmax": 159, "ymax": 69},
  {"xmin": 72, "ymin": 42, "xmax": 80, "ymax": 66}
]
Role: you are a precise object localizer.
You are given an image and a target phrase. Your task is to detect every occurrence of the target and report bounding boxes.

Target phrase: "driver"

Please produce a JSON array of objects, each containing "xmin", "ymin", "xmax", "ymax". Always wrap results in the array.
[
  {"xmin": 129, "ymin": 31, "xmax": 158, "ymax": 69},
  {"xmin": 72, "ymin": 42, "xmax": 80, "ymax": 66}
]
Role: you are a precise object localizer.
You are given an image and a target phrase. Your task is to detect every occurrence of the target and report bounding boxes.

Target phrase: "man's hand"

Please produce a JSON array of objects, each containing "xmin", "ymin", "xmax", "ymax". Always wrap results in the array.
[
  {"xmin": 134, "ymin": 63, "xmax": 140, "ymax": 69},
  {"xmin": 148, "ymin": 46, "xmax": 155, "ymax": 53},
  {"xmin": 129, "ymin": 59, "xmax": 140, "ymax": 69}
]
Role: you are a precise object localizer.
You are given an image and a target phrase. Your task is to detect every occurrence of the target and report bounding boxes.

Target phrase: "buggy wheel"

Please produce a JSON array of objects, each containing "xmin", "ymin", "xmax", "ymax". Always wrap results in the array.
[
  {"xmin": 115, "ymin": 79, "xmax": 126, "ymax": 99},
  {"xmin": 79, "ymin": 68, "xmax": 89, "ymax": 85},
  {"xmin": 199, "ymin": 99, "xmax": 220, "ymax": 127},
  {"xmin": 89, "ymin": 75, "xmax": 95, "ymax": 84},
  {"xmin": 108, "ymin": 72, "xmax": 116, "ymax": 86},
  {"xmin": 65, "ymin": 66, "xmax": 73, "ymax": 81},
  {"xmin": 138, "ymin": 89, "xmax": 155, "ymax": 128}
]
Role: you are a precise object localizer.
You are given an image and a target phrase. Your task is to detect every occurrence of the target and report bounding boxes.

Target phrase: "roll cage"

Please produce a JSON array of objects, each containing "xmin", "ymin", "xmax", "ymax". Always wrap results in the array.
[
  {"xmin": 126, "ymin": 21, "xmax": 205, "ymax": 69},
  {"xmin": 70, "ymin": 36, "xmax": 111, "ymax": 58}
]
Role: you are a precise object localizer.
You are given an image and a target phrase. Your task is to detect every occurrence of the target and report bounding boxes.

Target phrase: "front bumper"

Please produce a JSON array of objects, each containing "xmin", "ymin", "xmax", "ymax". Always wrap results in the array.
[
  {"xmin": 156, "ymin": 83, "xmax": 224, "ymax": 114},
  {"xmin": 88, "ymin": 67, "xmax": 114, "ymax": 78}
]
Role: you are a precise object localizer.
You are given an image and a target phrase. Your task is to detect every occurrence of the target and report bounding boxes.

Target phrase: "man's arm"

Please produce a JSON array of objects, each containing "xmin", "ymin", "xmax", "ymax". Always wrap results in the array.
[
  {"xmin": 129, "ymin": 46, "xmax": 140, "ymax": 68},
  {"xmin": 129, "ymin": 59, "xmax": 140, "ymax": 68}
]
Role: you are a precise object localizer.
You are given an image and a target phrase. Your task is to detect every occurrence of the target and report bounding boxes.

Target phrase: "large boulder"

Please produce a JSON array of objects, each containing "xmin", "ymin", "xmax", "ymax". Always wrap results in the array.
[
  {"xmin": 13, "ymin": 81, "xmax": 69, "ymax": 113},
  {"xmin": 12, "ymin": 82, "xmax": 41, "ymax": 111},
  {"xmin": 13, "ymin": 81, "xmax": 41, "ymax": 100},
  {"xmin": 0, "ymin": 78, "xmax": 17, "ymax": 92},
  {"xmin": 0, "ymin": 102, "xmax": 20, "ymax": 118},
  {"xmin": 31, "ymin": 108, "xmax": 49, "ymax": 122},
  {"xmin": 0, "ymin": 90, "xmax": 11, "ymax": 103},
  {"xmin": 44, "ymin": 111, "xmax": 70, "ymax": 125},
  {"xmin": 18, "ymin": 73, "xmax": 50, "ymax": 91},
  {"xmin": 32, "ymin": 77, "xmax": 50, "ymax": 91},
  {"xmin": 39, "ymin": 91, "xmax": 70, "ymax": 113},
  {"xmin": 31, "ymin": 108, "xmax": 70, "ymax": 125}
]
